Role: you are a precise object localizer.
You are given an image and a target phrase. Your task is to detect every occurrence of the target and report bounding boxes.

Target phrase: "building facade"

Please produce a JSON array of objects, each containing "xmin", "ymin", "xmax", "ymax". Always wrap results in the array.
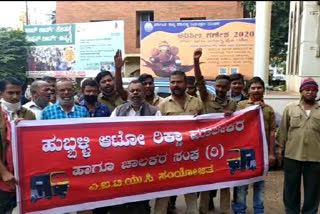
[
  {"xmin": 56, "ymin": 1, "xmax": 243, "ymax": 76},
  {"xmin": 286, "ymin": 1, "xmax": 320, "ymax": 93}
]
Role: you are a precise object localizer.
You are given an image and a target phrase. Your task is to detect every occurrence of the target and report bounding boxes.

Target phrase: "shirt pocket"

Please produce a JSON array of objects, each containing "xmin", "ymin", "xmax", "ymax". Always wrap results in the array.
[
  {"xmin": 310, "ymin": 114, "xmax": 320, "ymax": 130},
  {"xmin": 290, "ymin": 113, "xmax": 301, "ymax": 128}
]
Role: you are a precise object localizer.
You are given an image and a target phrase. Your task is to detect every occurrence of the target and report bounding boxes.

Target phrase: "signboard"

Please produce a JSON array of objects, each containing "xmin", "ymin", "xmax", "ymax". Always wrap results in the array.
[
  {"xmin": 140, "ymin": 19, "xmax": 255, "ymax": 79},
  {"xmin": 13, "ymin": 105, "xmax": 267, "ymax": 214},
  {"xmin": 24, "ymin": 21, "xmax": 124, "ymax": 78}
]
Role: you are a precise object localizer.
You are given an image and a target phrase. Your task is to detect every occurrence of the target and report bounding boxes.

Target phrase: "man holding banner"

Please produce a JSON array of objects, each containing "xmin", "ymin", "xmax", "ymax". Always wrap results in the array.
[
  {"xmin": 232, "ymin": 77, "xmax": 276, "ymax": 214},
  {"xmin": 108, "ymin": 79, "xmax": 160, "ymax": 213},
  {"xmin": 193, "ymin": 48, "xmax": 237, "ymax": 214},
  {"xmin": 13, "ymin": 78, "xmax": 268, "ymax": 214},
  {"xmin": 110, "ymin": 79, "xmax": 160, "ymax": 117},
  {"xmin": 154, "ymin": 70, "xmax": 203, "ymax": 214},
  {"xmin": 0, "ymin": 78, "xmax": 36, "ymax": 214},
  {"xmin": 41, "ymin": 78, "xmax": 91, "ymax": 214},
  {"xmin": 41, "ymin": 78, "xmax": 89, "ymax": 119}
]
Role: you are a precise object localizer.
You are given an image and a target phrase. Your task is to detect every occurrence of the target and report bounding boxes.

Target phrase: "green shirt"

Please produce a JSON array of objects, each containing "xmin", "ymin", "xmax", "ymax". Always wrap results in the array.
[
  {"xmin": 237, "ymin": 100, "xmax": 276, "ymax": 146},
  {"xmin": 196, "ymin": 78, "xmax": 237, "ymax": 113},
  {"xmin": 277, "ymin": 100, "xmax": 320, "ymax": 162},
  {"xmin": 98, "ymin": 92, "xmax": 125, "ymax": 112}
]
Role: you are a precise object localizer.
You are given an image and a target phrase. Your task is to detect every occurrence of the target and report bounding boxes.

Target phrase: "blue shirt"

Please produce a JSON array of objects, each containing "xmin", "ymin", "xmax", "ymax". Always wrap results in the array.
[
  {"xmin": 79, "ymin": 100, "xmax": 110, "ymax": 117},
  {"xmin": 41, "ymin": 103, "xmax": 90, "ymax": 120}
]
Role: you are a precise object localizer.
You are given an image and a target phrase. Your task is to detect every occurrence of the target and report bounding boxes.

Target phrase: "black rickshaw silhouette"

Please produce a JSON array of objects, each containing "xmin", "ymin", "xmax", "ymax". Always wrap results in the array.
[
  {"xmin": 227, "ymin": 148, "xmax": 257, "ymax": 175},
  {"xmin": 30, "ymin": 171, "xmax": 69, "ymax": 203}
]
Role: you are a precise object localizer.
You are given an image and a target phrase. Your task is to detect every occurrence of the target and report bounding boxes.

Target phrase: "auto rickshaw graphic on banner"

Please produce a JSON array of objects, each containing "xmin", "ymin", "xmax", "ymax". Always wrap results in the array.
[
  {"xmin": 30, "ymin": 171, "xmax": 69, "ymax": 203},
  {"xmin": 227, "ymin": 148, "xmax": 257, "ymax": 175},
  {"xmin": 13, "ymin": 105, "xmax": 267, "ymax": 214}
]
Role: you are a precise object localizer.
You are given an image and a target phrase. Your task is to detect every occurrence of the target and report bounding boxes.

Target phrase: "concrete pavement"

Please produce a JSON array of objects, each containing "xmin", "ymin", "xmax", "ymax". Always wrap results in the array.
[{"xmin": 151, "ymin": 170, "xmax": 319, "ymax": 214}]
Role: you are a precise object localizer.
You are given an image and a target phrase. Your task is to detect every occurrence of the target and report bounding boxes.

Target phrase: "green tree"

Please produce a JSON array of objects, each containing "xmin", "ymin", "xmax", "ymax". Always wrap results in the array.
[
  {"xmin": 243, "ymin": 1, "xmax": 290, "ymax": 66},
  {"xmin": 0, "ymin": 28, "xmax": 33, "ymax": 83}
]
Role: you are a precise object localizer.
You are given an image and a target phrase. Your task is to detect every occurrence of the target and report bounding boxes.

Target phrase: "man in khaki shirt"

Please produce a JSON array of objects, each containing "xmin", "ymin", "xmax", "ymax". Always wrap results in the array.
[
  {"xmin": 155, "ymin": 71, "xmax": 203, "ymax": 214},
  {"xmin": 232, "ymin": 77, "xmax": 276, "ymax": 214},
  {"xmin": 93, "ymin": 50, "xmax": 127, "ymax": 214},
  {"xmin": 193, "ymin": 48, "xmax": 236, "ymax": 214},
  {"xmin": 138, "ymin": 73, "xmax": 164, "ymax": 108},
  {"xmin": 96, "ymin": 50, "xmax": 127, "ymax": 112},
  {"xmin": 277, "ymin": 78, "xmax": 320, "ymax": 214}
]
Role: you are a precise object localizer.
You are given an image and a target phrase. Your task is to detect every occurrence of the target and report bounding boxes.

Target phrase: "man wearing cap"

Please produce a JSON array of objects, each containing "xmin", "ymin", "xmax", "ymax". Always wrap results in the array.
[{"xmin": 277, "ymin": 78, "xmax": 320, "ymax": 214}]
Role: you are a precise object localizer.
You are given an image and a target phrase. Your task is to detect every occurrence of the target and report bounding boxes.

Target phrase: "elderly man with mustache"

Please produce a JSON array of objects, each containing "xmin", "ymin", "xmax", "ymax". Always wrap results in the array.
[{"xmin": 109, "ymin": 79, "xmax": 160, "ymax": 214}]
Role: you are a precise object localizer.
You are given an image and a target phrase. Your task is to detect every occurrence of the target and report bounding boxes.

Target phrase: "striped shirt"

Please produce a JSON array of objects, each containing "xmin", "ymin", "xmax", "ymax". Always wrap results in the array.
[{"xmin": 41, "ymin": 103, "xmax": 90, "ymax": 120}]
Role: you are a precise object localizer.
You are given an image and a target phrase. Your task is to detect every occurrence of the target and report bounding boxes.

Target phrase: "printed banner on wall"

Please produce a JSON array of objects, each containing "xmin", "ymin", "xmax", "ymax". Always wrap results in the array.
[
  {"xmin": 24, "ymin": 21, "xmax": 124, "ymax": 78},
  {"xmin": 13, "ymin": 105, "xmax": 267, "ymax": 214},
  {"xmin": 140, "ymin": 19, "xmax": 255, "ymax": 79}
]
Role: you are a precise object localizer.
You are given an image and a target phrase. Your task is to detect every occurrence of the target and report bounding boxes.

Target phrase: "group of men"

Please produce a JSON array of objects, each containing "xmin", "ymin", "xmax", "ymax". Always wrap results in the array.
[{"xmin": 0, "ymin": 48, "xmax": 319, "ymax": 214}]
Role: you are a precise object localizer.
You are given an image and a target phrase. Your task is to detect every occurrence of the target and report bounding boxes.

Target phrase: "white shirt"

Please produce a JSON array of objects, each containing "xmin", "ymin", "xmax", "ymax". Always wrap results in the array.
[
  {"xmin": 23, "ymin": 101, "xmax": 48, "ymax": 120},
  {"xmin": 305, "ymin": 109, "xmax": 311, "ymax": 117},
  {"xmin": 110, "ymin": 105, "xmax": 161, "ymax": 117}
]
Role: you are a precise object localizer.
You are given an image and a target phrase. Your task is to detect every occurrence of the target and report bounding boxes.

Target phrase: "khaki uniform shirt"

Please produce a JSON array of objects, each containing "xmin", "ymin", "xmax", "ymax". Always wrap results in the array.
[
  {"xmin": 277, "ymin": 100, "xmax": 320, "ymax": 162},
  {"xmin": 237, "ymin": 100, "xmax": 276, "ymax": 145},
  {"xmin": 159, "ymin": 94, "xmax": 203, "ymax": 116},
  {"xmin": 196, "ymin": 78, "xmax": 236, "ymax": 114},
  {"xmin": 150, "ymin": 95, "xmax": 164, "ymax": 108},
  {"xmin": 98, "ymin": 92, "xmax": 125, "ymax": 112}
]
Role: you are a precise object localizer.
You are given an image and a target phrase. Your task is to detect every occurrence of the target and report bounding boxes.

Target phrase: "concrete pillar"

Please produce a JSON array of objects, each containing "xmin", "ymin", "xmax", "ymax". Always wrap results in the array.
[{"xmin": 253, "ymin": 1, "xmax": 272, "ymax": 84}]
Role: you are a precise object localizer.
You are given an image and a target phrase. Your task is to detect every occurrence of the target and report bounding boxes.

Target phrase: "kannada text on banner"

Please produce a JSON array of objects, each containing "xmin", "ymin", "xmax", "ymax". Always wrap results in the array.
[
  {"xmin": 13, "ymin": 105, "xmax": 267, "ymax": 214},
  {"xmin": 24, "ymin": 21, "xmax": 124, "ymax": 79},
  {"xmin": 140, "ymin": 19, "xmax": 255, "ymax": 79}
]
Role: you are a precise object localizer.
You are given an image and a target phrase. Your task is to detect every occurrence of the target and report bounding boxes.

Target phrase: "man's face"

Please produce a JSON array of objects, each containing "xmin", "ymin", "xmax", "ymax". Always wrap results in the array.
[
  {"xmin": 1, "ymin": 84, "xmax": 21, "ymax": 103},
  {"xmin": 142, "ymin": 77, "xmax": 155, "ymax": 97},
  {"xmin": 301, "ymin": 87, "xmax": 318, "ymax": 102},
  {"xmin": 99, "ymin": 75, "xmax": 114, "ymax": 95},
  {"xmin": 56, "ymin": 81, "xmax": 74, "ymax": 106},
  {"xmin": 170, "ymin": 75, "xmax": 186, "ymax": 97},
  {"xmin": 215, "ymin": 79, "xmax": 230, "ymax": 99},
  {"xmin": 128, "ymin": 82, "xmax": 145, "ymax": 106},
  {"xmin": 34, "ymin": 82, "xmax": 52, "ymax": 108},
  {"xmin": 46, "ymin": 81, "xmax": 56, "ymax": 103},
  {"xmin": 83, "ymin": 85, "xmax": 99, "ymax": 96},
  {"xmin": 186, "ymin": 83, "xmax": 197, "ymax": 97},
  {"xmin": 248, "ymin": 83, "xmax": 264, "ymax": 101},
  {"xmin": 83, "ymin": 85, "xmax": 99, "ymax": 104},
  {"xmin": 231, "ymin": 79, "xmax": 244, "ymax": 95}
]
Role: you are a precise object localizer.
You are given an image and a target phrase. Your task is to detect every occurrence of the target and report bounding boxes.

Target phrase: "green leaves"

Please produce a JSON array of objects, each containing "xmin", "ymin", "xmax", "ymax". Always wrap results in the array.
[
  {"xmin": 0, "ymin": 27, "xmax": 33, "ymax": 83},
  {"xmin": 243, "ymin": 1, "xmax": 290, "ymax": 66},
  {"xmin": 270, "ymin": 1, "xmax": 290, "ymax": 66}
]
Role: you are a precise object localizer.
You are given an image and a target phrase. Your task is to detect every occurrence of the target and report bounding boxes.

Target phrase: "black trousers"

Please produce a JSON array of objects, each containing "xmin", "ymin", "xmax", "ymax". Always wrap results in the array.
[
  {"xmin": 283, "ymin": 158, "xmax": 320, "ymax": 214},
  {"xmin": 92, "ymin": 207, "xmax": 109, "ymax": 214},
  {"xmin": 0, "ymin": 190, "xmax": 15, "ymax": 214},
  {"xmin": 108, "ymin": 200, "xmax": 150, "ymax": 214}
]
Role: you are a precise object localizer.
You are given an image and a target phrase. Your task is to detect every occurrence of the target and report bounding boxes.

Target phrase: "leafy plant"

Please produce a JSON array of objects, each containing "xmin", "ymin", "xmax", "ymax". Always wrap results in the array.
[
  {"xmin": 0, "ymin": 28, "xmax": 34, "ymax": 84},
  {"xmin": 243, "ymin": 1, "xmax": 290, "ymax": 66}
]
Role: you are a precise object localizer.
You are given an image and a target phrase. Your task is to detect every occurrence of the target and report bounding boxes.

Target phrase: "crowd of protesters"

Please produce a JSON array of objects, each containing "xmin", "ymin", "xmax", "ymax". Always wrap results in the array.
[{"xmin": 0, "ymin": 48, "xmax": 319, "ymax": 214}]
